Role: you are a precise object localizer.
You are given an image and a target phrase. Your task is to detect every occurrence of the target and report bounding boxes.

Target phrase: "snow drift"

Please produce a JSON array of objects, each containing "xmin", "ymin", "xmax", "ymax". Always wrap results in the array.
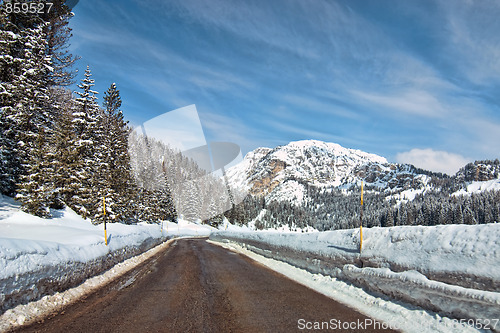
[
  {"xmin": 0, "ymin": 195, "xmax": 212, "ymax": 314},
  {"xmin": 210, "ymin": 223, "xmax": 500, "ymax": 323}
]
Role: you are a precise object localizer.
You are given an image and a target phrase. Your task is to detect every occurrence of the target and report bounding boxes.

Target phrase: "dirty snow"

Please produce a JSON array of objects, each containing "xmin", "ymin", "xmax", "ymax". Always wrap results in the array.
[
  {"xmin": 211, "ymin": 240, "xmax": 487, "ymax": 333},
  {"xmin": 0, "ymin": 194, "xmax": 213, "ymax": 318}
]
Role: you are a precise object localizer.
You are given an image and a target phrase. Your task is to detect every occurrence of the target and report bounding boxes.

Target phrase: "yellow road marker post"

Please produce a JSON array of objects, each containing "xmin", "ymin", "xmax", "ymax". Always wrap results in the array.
[
  {"xmin": 103, "ymin": 197, "xmax": 108, "ymax": 246},
  {"xmin": 360, "ymin": 181, "xmax": 363, "ymax": 253}
]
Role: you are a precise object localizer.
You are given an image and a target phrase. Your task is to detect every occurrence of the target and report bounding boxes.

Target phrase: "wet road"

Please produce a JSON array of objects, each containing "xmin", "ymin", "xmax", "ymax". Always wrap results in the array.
[{"xmin": 17, "ymin": 238, "xmax": 396, "ymax": 332}]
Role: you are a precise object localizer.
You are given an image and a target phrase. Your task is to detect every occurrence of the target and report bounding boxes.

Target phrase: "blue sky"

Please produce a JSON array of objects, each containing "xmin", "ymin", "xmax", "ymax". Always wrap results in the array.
[{"xmin": 68, "ymin": 0, "xmax": 500, "ymax": 175}]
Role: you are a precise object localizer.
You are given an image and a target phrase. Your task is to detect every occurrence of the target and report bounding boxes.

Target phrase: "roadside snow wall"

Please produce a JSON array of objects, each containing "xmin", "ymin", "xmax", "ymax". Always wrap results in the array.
[
  {"xmin": 0, "ymin": 237, "xmax": 166, "ymax": 314},
  {"xmin": 210, "ymin": 223, "xmax": 500, "ymax": 324}
]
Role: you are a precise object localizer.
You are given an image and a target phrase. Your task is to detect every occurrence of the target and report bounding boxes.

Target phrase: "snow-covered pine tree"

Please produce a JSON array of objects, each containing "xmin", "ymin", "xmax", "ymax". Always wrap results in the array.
[
  {"xmin": 0, "ymin": 123, "xmax": 16, "ymax": 196},
  {"xmin": 42, "ymin": 0, "xmax": 79, "ymax": 86},
  {"xmin": 50, "ymin": 88, "xmax": 79, "ymax": 208},
  {"xmin": 17, "ymin": 127, "xmax": 56, "ymax": 217},
  {"xmin": 100, "ymin": 83, "xmax": 137, "ymax": 222},
  {"xmin": 0, "ymin": 17, "xmax": 56, "ymax": 216},
  {"xmin": 71, "ymin": 65, "xmax": 101, "ymax": 220},
  {"xmin": 14, "ymin": 30, "xmax": 55, "ymax": 216},
  {"xmin": 0, "ymin": 0, "xmax": 78, "ymax": 204},
  {"xmin": 1, "ymin": 0, "xmax": 79, "ymax": 84},
  {"xmin": 385, "ymin": 209, "xmax": 394, "ymax": 227},
  {"xmin": 103, "ymin": 83, "xmax": 121, "ymax": 114},
  {"xmin": 0, "ymin": 26, "xmax": 19, "ymax": 195},
  {"xmin": 0, "ymin": 12, "xmax": 26, "ymax": 196}
]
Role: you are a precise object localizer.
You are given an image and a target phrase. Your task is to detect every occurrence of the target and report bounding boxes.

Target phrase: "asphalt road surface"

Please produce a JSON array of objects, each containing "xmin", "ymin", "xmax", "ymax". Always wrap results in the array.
[{"xmin": 16, "ymin": 238, "xmax": 396, "ymax": 333}]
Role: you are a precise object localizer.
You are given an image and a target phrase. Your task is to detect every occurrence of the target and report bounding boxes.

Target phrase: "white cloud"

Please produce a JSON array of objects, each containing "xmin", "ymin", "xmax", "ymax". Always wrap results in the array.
[
  {"xmin": 395, "ymin": 148, "xmax": 470, "ymax": 175},
  {"xmin": 281, "ymin": 94, "xmax": 360, "ymax": 120},
  {"xmin": 352, "ymin": 90, "xmax": 449, "ymax": 118}
]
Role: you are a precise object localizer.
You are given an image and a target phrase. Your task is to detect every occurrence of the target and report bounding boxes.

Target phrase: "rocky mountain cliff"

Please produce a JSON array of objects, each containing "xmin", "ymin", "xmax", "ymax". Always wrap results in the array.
[
  {"xmin": 226, "ymin": 140, "xmax": 437, "ymax": 204},
  {"xmin": 219, "ymin": 140, "xmax": 500, "ymax": 231},
  {"xmin": 456, "ymin": 160, "xmax": 500, "ymax": 182}
]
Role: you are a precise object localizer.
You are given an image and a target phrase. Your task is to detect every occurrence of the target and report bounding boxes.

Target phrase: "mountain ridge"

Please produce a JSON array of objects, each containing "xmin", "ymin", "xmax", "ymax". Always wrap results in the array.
[
  {"xmin": 219, "ymin": 139, "xmax": 500, "ymax": 231},
  {"xmin": 228, "ymin": 139, "xmax": 432, "ymax": 203},
  {"xmin": 227, "ymin": 139, "xmax": 500, "ymax": 206}
]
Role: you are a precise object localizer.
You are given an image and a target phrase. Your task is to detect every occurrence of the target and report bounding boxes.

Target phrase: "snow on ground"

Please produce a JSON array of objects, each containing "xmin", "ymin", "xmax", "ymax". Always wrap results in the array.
[
  {"xmin": 216, "ymin": 223, "xmax": 500, "ymax": 287},
  {"xmin": 266, "ymin": 180, "xmax": 306, "ymax": 205},
  {"xmin": 453, "ymin": 179, "xmax": 500, "ymax": 196},
  {"xmin": 384, "ymin": 174, "xmax": 432, "ymax": 206},
  {"xmin": 226, "ymin": 214, "xmax": 318, "ymax": 233},
  {"xmin": 2, "ymin": 191, "xmax": 500, "ymax": 332},
  {"xmin": 0, "ymin": 239, "xmax": 177, "ymax": 332},
  {"xmin": 0, "ymin": 194, "xmax": 213, "ymax": 315},
  {"xmin": 211, "ymin": 223, "xmax": 500, "ymax": 331},
  {"xmin": 386, "ymin": 187, "xmax": 427, "ymax": 205},
  {"xmin": 210, "ymin": 240, "xmax": 484, "ymax": 333}
]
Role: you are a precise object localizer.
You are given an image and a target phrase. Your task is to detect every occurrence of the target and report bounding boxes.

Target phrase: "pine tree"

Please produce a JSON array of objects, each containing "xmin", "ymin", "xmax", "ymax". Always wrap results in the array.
[
  {"xmin": 0, "ymin": 22, "xmax": 55, "ymax": 216},
  {"xmin": 0, "ymin": 125, "xmax": 17, "ymax": 196},
  {"xmin": 453, "ymin": 204, "xmax": 463, "ymax": 225},
  {"xmin": 70, "ymin": 65, "xmax": 101, "ymax": 219},
  {"xmin": 50, "ymin": 92, "xmax": 79, "ymax": 209},
  {"xmin": 42, "ymin": 0, "xmax": 79, "ymax": 86},
  {"xmin": 16, "ymin": 128, "xmax": 54, "ymax": 217},
  {"xmin": 100, "ymin": 83, "xmax": 137, "ymax": 222},
  {"xmin": 463, "ymin": 207, "xmax": 476, "ymax": 225},
  {"xmin": 0, "ymin": 12, "xmax": 29, "ymax": 196},
  {"xmin": 103, "ymin": 83, "xmax": 121, "ymax": 114},
  {"xmin": 386, "ymin": 209, "xmax": 394, "ymax": 227},
  {"xmin": 0, "ymin": 24, "xmax": 18, "ymax": 195},
  {"xmin": 1, "ymin": 0, "xmax": 78, "ymax": 85},
  {"xmin": 0, "ymin": 0, "xmax": 77, "ymax": 204},
  {"xmin": 179, "ymin": 180, "xmax": 201, "ymax": 221}
]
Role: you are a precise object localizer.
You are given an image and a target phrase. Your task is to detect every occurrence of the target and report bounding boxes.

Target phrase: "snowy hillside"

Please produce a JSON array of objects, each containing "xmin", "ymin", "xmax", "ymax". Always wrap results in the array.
[
  {"xmin": 453, "ymin": 178, "xmax": 500, "ymax": 196},
  {"xmin": 218, "ymin": 140, "xmax": 500, "ymax": 232},
  {"xmin": 226, "ymin": 139, "xmax": 430, "ymax": 204},
  {"xmin": 456, "ymin": 160, "xmax": 500, "ymax": 182}
]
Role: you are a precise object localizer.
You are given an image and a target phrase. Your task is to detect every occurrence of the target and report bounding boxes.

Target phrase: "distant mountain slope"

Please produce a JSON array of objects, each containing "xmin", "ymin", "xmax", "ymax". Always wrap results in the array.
[
  {"xmin": 227, "ymin": 140, "xmax": 433, "ymax": 203},
  {"xmin": 219, "ymin": 140, "xmax": 500, "ymax": 231},
  {"xmin": 456, "ymin": 159, "xmax": 500, "ymax": 182}
]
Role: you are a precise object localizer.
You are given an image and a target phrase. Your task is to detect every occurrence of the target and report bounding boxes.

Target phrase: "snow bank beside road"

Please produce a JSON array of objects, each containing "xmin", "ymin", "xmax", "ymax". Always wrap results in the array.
[
  {"xmin": 0, "ymin": 239, "xmax": 175, "ymax": 332},
  {"xmin": 0, "ymin": 195, "xmax": 212, "ymax": 314},
  {"xmin": 211, "ymin": 223, "xmax": 500, "ymax": 325},
  {"xmin": 214, "ymin": 223, "xmax": 500, "ymax": 290},
  {"xmin": 212, "ymin": 240, "xmax": 483, "ymax": 333},
  {"xmin": 343, "ymin": 265, "xmax": 500, "ymax": 321}
]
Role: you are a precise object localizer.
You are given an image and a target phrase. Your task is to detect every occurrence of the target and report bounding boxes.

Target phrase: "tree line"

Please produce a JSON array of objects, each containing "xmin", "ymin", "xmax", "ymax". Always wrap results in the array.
[
  {"xmin": 216, "ymin": 161, "xmax": 500, "ymax": 231},
  {"xmin": 0, "ymin": 1, "xmax": 180, "ymax": 223},
  {"xmin": 2, "ymin": 1, "xmax": 498, "ymax": 229}
]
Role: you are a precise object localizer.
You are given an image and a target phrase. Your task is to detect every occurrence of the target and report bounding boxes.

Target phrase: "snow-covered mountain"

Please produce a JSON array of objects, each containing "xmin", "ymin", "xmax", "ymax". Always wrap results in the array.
[
  {"xmin": 452, "ymin": 159, "xmax": 500, "ymax": 196},
  {"xmin": 455, "ymin": 159, "xmax": 500, "ymax": 182},
  {"xmin": 226, "ymin": 140, "xmax": 431, "ymax": 203}
]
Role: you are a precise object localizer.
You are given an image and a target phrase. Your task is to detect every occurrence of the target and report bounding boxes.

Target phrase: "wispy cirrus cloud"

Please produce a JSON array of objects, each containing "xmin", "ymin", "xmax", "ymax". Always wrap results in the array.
[
  {"xmin": 200, "ymin": 111, "xmax": 271, "ymax": 154},
  {"xmin": 70, "ymin": 0, "xmax": 500, "ymax": 168},
  {"xmin": 281, "ymin": 94, "xmax": 360, "ymax": 120},
  {"xmin": 437, "ymin": 0, "xmax": 500, "ymax": 85},
  {"xmin": 351, "ymin": 89, "xmax": 449, "ymax": 118},
  {"xmin": 145, "ymin": 0, "xmax": 323, "ymax": 60}
]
